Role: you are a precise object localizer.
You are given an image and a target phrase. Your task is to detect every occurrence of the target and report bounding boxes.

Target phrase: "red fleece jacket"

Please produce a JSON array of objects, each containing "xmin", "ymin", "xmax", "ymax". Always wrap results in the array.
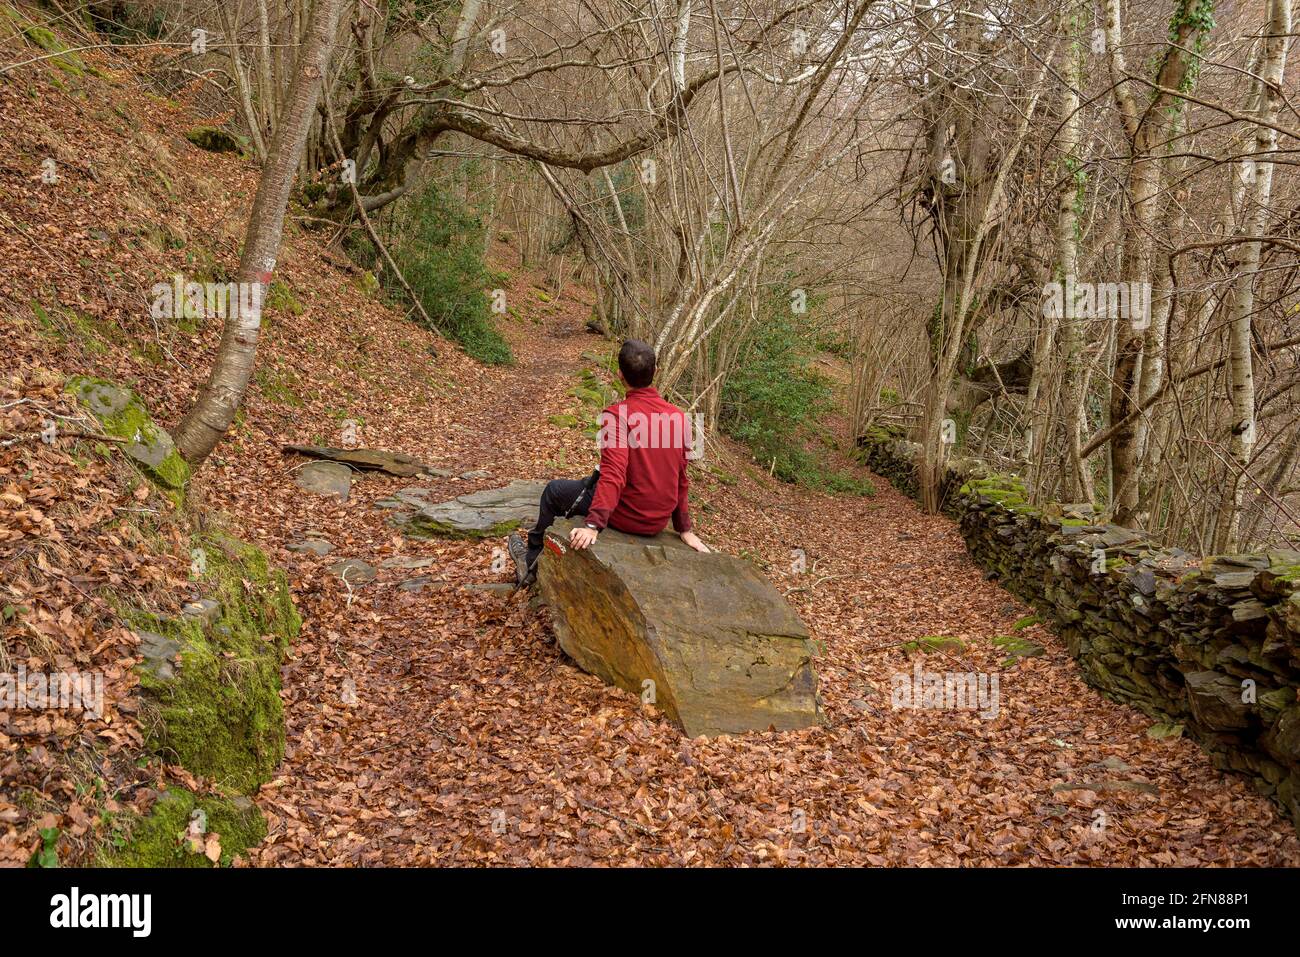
[{"xmin": 585, "ymin": 386, "xmax": 693, "ymax": 536}]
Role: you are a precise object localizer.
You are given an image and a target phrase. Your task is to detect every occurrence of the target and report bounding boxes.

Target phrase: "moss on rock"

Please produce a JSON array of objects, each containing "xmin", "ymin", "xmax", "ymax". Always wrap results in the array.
[
  {"xmin": 867, "ymin": 424, "xmax": 906, "ymax": 441},
  {"xmin": 200, "ymin": 530, "xmax": 302, "ymax": 652},
  {"xmin": 19, "ymin": 19, "xmax": 86, "ymax": 76},
  {"xmin": 571, "ymin": 384, "xmax": 609, "ymax": 407},
  {"xmin": 353, "ymin": 270, "xmax": 381, "ymax": 297},
  {"xmin": 133, "ymin": 531, "xmax": 298, "ymax": 793},
  {"xmin": 966, "ymin": 474, "xmax": 1039, "ymax": 514},
  {"xmin": 100, "ymin": 787, "xmax": 266, "ymax": 868},
  {"xmin": 548, "ymin": 413, "xmax": 580, "ymax": 429},
  {"xmin": 67, "ymin": 376, "xmax": 189, "ymax": 500},
  {"xmin": 184, "ymin": 126, "xmax": 245, "ymax": 153}
]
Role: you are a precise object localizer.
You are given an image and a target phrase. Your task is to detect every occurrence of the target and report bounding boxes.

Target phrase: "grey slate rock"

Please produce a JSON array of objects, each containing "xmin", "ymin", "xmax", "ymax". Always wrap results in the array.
[
  {"xmin": 328, "ymin": 558, "xmax": 377, "ymax": 585},
  {"xmin": 180, "ymin": 598, "xmax": 221, "ymax": 625},
  {"xmin": 288, "ymin": 538, "xmax": 334, "ymax": 556},
  {"xmin": 137, "ymin": 630, "xmax": 184, "ymax": 681},
  {"xmin": 395, "ymin": 479, "xmax": 548, "ymax": 539},
  {"xmin": 295, "ymin": 461, "xmax": 353, "ymax": 501}
]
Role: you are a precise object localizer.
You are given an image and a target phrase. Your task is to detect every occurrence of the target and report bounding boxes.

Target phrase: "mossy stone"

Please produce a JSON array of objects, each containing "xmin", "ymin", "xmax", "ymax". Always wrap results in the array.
[
  {"xmin": 185, "ymin": 126, "xmax": 245, "ymax": 154},
  {"xmin": 132, "ymin": 531, "xmax": 298, "ymax": 793},
  {"xmin": 66, "ymin": 375, "xmax": 189, "ymax": 500},
  {"xmin": 265, "ymin": 279, "xmax": 303, "ymax": 316},
  {"xmin": 17, "ymin": 17, "xmax": 85, "ymax": 75},
  {"xmin": 100, "ymin": 787, "xmax": 266, "ymax": 867},
  {"xmin": 354, "ymin": 270, "xmax": 381, "ymax": 297},
  {"xmin": 991, "ymin": 633, "xmax": 1046, "ymax": 667},
  {"xmin": 707, "ymin": 467, "xmax": 737, "ymax": 486},
  {"xmin": 571, "ymin": 385, "xmax": 608, "ymax": 407}
]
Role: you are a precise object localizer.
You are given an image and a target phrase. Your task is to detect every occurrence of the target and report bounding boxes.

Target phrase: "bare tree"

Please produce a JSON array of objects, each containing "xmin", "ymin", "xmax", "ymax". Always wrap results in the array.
[
  {"xmin": 1213, "ymin": 0, "xmax": 1292, "ymax": 549},
  {"xmin": 174, "ymin": 0, "xmax": 345, "ymax": 466}
]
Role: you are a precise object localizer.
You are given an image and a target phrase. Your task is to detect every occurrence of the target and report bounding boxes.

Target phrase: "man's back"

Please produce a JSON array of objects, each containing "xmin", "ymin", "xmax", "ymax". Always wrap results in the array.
[
  {"xmin": 516, "ymin": 338, "xmax": 708, "ymax": 585},
  {"xmin": 587, "ymin": 386, "xmax": 693, "ymax": 537}
]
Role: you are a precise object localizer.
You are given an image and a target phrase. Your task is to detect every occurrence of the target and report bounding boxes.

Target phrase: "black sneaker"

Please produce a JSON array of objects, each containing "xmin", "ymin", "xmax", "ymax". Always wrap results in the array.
[{"xmin": 507, "ymin": 532, "xmax": 535, "ymax": 588}]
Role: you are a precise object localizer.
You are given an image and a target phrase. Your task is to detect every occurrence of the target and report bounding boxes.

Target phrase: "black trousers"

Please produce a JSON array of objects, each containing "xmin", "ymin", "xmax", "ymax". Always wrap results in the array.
[{"xmin": 525, "ymin": 477, "xmax": 595, "ymax": 567}]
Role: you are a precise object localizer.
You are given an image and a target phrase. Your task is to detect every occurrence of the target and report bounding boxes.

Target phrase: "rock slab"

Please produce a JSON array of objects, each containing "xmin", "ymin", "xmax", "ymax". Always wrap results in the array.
[
  {"xmin": 283, "ymin": 444, "xmax": 442, "ymax": 478},
  {"xmin": 329, "ymin": 558, "xmax": 377, "ymax": 585},
  {"xmin": 538, "ymin": 519, "xmax": 823, "ymax": 737},
  {"xmin": 295, "ymin": 461, "xmax": 352, "ymax": 500},
  {"xmin": 396, "ymin": 479, "xmax": 548, "ymax": 539},
  {"xmin": 287, "ymin": 538, "xmax": 334, "ymax": 556},
  {"xmin": 67, "ymin": 376, "xmax": 189, "ymax": 495}
]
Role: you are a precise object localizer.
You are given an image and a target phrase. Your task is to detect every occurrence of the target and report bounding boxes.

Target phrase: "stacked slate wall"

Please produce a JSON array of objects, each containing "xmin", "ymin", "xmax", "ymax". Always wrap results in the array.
[{"xmin": 858, "ymin": 428, "xmax": 1300, "ymax": 833}]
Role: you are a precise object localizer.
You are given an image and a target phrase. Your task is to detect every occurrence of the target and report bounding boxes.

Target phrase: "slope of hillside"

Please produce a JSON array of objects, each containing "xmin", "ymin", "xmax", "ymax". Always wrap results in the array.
[{"xmin": 3, "ymin": 12, "xmax": 1300, "ymax": 867}]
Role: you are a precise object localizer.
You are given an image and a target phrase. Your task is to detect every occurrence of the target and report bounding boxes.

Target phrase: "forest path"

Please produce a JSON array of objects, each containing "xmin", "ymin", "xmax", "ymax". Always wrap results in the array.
[
  {"xmin": 4, "ymin": 14, "xmax": 1291, "ymax": 867},
  {"xmin": 236, "ymin": 273, "xmax": 1300, "ymax": 867}
]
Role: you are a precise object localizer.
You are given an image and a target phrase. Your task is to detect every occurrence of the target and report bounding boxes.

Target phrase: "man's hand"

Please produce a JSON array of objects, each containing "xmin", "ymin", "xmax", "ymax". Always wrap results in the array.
[
  {"xmin": 570, "ymin": 526, "xmax": 599, "ymax": 550},
  {"xmin": 679, "ymin": 530, "xmax": 710, "ymax": 553}
]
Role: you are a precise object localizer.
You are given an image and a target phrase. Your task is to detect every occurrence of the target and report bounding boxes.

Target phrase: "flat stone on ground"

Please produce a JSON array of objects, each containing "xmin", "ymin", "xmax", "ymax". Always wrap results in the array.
[
  {"xmin": 395, "ymin": 479, "xmax": 548, "ymax": 539},
  {"xmin": 288, "ymin": 538, "xmax": 334, "ymax": 556},
  {"xmin": 381, "ymin": 556, "xmax": 438, "ymax": 569},
  {"xmin": 464, "ymin": 582, "xmax": 515, "ymax": 595},
  {"xmin": 328, "ymin": 558, "xmax": 377, "ymax": 585},
  {"xmin": 399, "ymin": 576, "xmax": 444, "ymax": 592},
  {"xmin": 295, "ymin": 461, "xmax": 353, "ymax": 500},
  {"xmin": 374, "ymin": 488, "xmax": 436, "ymax": 510},
  {"xmin": 283, "ymin": 445, "xmax": 441, "ymax": 478}
]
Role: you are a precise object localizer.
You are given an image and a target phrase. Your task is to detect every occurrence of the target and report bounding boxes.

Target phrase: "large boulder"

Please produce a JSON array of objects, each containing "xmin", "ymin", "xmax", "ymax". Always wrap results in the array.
[{"xmin": 538, "ymin": 519, "xmax": 823, "ymax": 737}]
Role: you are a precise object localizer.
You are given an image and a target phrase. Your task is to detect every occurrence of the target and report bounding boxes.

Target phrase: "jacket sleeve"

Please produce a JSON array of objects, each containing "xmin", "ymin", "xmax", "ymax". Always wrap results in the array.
[
  {"xmin": 672, "ymin": 446, "xmax": 692, "ymax": 533},
  {"xmin": 584, "ymin": 408, "xmax": 627, "ymax": 530}
]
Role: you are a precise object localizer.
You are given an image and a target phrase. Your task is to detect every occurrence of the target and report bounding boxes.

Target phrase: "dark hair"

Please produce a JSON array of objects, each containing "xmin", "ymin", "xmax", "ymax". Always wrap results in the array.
[{"xmin": 618, "ymin": 339, "xmax": 656, "ymax": 388}]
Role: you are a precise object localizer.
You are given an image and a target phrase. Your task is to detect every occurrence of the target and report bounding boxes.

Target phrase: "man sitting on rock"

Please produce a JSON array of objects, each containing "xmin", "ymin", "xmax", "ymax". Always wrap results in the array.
[{"xmin": 509, "ymin": 338, "xmax": 710, "ymax": 587}]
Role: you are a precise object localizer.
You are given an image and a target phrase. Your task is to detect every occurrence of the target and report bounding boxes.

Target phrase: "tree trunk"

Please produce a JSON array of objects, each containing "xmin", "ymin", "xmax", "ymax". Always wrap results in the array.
[
  {"xmin": 1108, "ymin": 155, "xmax": 1159, "ymax": 525},
  {"xmin": 174, "ymin": 0, "xmax": 344, "ymax": 466},
  {"xmin": 255, "ymin": 0, "xmax": 275, "ymax": 137},
  {"xmin": 1033, "ymin": 8, "xmax": 1085, "ymax": 499},
  {"xmin": 1103, "ymin": 0, "xmax": 1213, "ymax": 526},
  {"xmin": 1214, "ymin": 0, "xmax": 1291, "ymax": 550},
  {"xmin": 218, "ymin": 2, "xmax": 268, "ymax": 164}
]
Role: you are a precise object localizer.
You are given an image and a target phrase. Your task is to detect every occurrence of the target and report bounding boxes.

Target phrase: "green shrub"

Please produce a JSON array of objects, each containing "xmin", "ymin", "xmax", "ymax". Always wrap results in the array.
[
  {"xmin": 720, "ymin": 311, "xmax": 873, "ymax": 497},
  {"xmin": 369, "ymin": 184, "xmax": 511, "ymax": 364}
]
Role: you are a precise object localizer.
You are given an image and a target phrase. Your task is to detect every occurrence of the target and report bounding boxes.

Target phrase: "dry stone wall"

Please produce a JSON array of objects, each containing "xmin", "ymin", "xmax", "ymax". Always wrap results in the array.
[{"xmin": 858, "ymin": 428, "xmax": 1300, "ymax": 834}]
